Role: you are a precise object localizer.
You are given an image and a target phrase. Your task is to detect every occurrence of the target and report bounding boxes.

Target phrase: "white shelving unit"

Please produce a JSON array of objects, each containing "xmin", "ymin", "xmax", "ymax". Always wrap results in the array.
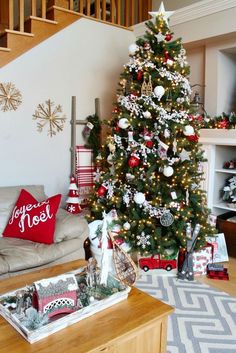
[{"xmin": 199, "ymin": 129, "xmax": 236, "ymax": 217}]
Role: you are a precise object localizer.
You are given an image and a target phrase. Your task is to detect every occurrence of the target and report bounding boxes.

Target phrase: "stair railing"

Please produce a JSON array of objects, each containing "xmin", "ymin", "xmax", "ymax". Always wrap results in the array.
[{"xmin": 0, "ymin": 0, "xmax": 152, "ymax": 35}]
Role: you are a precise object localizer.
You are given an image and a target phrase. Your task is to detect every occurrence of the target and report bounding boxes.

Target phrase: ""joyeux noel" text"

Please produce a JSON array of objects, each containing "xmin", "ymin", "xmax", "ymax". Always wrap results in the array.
[{"xmin": 9, "ymin": 201, "xmax": 53, "ymax": 233}]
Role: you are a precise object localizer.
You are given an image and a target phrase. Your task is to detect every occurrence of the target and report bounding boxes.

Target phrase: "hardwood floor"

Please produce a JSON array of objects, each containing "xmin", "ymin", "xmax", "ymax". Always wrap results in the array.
[{"xmin": 196, "ymin": 257, "xmax": 236, "ymax": 296}]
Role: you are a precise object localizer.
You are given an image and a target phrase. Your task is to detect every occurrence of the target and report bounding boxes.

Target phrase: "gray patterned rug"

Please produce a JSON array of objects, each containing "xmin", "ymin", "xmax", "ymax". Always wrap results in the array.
[{"xmin": 136, "ymin": 275, "xmax": 236, "ymax": 353}]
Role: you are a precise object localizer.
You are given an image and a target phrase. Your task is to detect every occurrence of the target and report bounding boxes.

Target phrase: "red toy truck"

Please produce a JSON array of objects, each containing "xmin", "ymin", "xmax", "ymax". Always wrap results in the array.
[{"xmin": 139, "ymin": 254, "xmax": 177, "ymax": 272}]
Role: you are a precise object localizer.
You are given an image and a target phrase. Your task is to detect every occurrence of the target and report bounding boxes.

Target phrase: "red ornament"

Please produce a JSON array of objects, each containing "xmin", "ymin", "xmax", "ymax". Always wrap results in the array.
[
  {"xmin": 137, "ymin": 70, "xmax": 143, "ymax": 81},
  {"xmin": 146, "ymin": 140, "xmax": 154, "ymax": 148},
  {"xmin": 128, "ymin": 155, "xmax": 140, "ymax": 168},
  {"xmin": 219, "ymin": 119, "xmax": 229, "ymax": 129},
  {"xmin": 144, "ymin": 42, "xmax": 151, "ymax": 50},
  {"xmin": 164, "ymin": 51, "xmax": 170, "ymax": 59},
  {"xmin": 114, "ymin": 125, "xmax": 120, "ymax": 133},
  {"xmin": 164, "ymin": 50, "xmax": 174, "ymax": 65},
  {"xmin": 186, "ymin": 134, "xmax": 199, "ymax": 142},
  {"xmin": 97, "ymin": 184, "xmax": 108, "ymax": 197},
  {"xmin": 131, "ymin": 91, "xmax": 139, "ymax": 96},
  {"xmin": 165, "ymin": 33, "xmax": 172, "ymax": 41}
]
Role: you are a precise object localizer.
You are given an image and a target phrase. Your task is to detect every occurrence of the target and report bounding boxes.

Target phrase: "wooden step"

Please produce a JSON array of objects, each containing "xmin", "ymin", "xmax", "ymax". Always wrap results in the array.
[
  {"xmin": 47, "ymin": 6, "xmax": 81, "ymax": 27},
  {"xmin": 0, "ymin": 47, "xmax": 11, "ymax": 52},
  {"xmin": 23, "ymin": 16, "xmax": 58, "ymax": 43},
  {"xmin": 24, "ymin": 16, "xmax": 58, "ymax": 34}
]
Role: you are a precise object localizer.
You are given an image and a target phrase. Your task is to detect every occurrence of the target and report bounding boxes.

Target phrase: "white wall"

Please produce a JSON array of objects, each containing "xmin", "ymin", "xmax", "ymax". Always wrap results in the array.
[
  {"xmin": 205, "ymin": 37, "xmax": 236, "ymax": 115},
  {"xmin": 0, "ymin": 18, "xmax": 135, "ymax": 197},
  {"xmin": 218, "ymin": 50, "xmax": 236, "ymax": 114},
  {"xmin": 186, "ymin": 46, "xmax": 205, "ymax": 104}
]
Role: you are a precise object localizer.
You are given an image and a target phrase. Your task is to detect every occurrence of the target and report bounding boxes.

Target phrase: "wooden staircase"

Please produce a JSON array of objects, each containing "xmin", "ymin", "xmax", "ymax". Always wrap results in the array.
[{"xmin": 0, "ymin": 0, "xmax": 152, "ymax": 68}]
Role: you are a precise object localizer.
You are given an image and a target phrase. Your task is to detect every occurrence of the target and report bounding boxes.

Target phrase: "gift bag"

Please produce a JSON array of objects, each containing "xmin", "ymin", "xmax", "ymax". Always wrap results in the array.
[
  {"xmin": 206, "ymin": 233, "xmax": 229, "ymax": 263},
  {"xmin": 192, "ymin": 243, "xmax": 214, "ymax": 276}
]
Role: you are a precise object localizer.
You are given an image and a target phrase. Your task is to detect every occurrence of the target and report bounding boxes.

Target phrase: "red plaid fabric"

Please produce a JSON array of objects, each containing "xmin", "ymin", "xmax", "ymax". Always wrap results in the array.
[{"xmin": 75, "ymin": 146, "xmax": 94, "ymax": 205}]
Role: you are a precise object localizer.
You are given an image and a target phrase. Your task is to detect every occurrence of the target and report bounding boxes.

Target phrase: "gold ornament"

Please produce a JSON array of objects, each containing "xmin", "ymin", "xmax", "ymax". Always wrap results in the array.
[
  {"xmin": 33, "ymin": 99, "xmax": 66, "ymax": 137},
  {"xmin": 0, "ymin": 82, "xmax": 22, "ymax": 112},
  {"xmin": 141, "ymin": 75, "xmax": 153, "ymax": 96}
]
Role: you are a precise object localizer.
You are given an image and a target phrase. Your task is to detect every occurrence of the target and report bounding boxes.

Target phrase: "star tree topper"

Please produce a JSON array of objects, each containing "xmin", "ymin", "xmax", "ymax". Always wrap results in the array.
[{"xmin": 149, "ymin": 2, "xmax": 174, "ymax": 25}]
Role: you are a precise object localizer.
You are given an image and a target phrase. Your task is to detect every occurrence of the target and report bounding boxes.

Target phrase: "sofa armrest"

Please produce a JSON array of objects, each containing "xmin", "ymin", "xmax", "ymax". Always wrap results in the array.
[{"xmin": 54, "ymin": 209, "xmax": 89, "ymax": 243}]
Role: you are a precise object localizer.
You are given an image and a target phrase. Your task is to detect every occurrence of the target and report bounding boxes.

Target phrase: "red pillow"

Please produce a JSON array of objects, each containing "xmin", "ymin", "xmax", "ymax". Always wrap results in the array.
[{"xmin": 3, "ymin": 189, "xmax": 61, "ymax": 244}]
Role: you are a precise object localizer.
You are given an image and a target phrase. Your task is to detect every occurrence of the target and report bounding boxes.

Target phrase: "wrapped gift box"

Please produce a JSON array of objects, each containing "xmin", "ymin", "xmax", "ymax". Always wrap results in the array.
[{"xmin": 193, "ymin": 244, "xmax": 213, "ymax": 276}]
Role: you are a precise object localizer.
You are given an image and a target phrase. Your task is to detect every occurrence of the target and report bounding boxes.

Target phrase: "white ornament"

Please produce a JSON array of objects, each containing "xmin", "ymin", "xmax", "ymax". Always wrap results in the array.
[
  {"xmin": 155, "ymin": 32, "xmax": 165, "ymax": 42},
  {"xmin": 143, "ymin": 111, "xmax": 152, "ymax": 119},
  {"xmin": 107, "ymin": 153, "xmax": 114, "ymax": 165},
  {"xmin": 160, "ymin": 211, "xmax": 174, "ymax": 227},
  {"xmin": 179, "ymin": 148, "xmax": 191, "ymax": 162},
  {"xmin": 126, "ymin": 173, "xmax": 135, "ymax": 181},
  {"xmin": 108, "ymin": 142, "xmax": 116, "ymax": 153},
  {"xmin": 183, "ymin": 125, "xmax": 194, "ymax": 136},
  {"xmin": 128, "ymin": 43, "xmax": 139, "ymax": 55},
  {"xmin": 137, "ymin": 232, "xmax": 151, "ymax": 249},
  {"xmin": 163, "ymin": 166, "xmax": 174, "ymax": 177},
  {"xmin": 128, "ymin": 131, "xmax": 134, "ymax": 142},
  {"xmin": 166, "ymin": 59, "xmax": 174, "ymax": 66},
  {"xmin": 134, "ymin": 192, "xmax": 146, "ymax": 205},
  {"xmin": 123, "ymin": 222, "xmax": 131, "ymax": 230},
  {"xmin": 118, "ymin": 118, "xmax": 130, "ymax": 129},
  {"xmin": 164, "ymin": 129, "xmax": 170, "ymax": 138},
  {"xmin": 154, "ymin": 85, "xmax": 165, "ymax": 100},
  {"xmin": 172, "ymin": 138, "xmax": 177, "ymax": 154},
  {"xmin": 186, "ymin": 189, "xmax": 189, "ymax": 205},
  {"xmin": 171, "ymin": 191, "xmax": 177, "ymax": 200}
]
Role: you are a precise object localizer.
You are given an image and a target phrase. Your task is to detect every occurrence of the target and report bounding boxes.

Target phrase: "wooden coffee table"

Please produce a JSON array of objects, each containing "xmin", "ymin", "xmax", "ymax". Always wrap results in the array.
[{"xmin": 0, "ymin": 260, "xmax": 173, "ymax": 353}]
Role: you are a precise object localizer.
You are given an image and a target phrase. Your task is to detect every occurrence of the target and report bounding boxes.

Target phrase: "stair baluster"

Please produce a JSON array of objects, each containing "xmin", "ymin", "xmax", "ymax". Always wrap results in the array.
[
  {"xmin": 31, "ymin": 0, "xmax": 37, "ymax": 17},
  {"xmin": 41, "ymin": 0, "xmax": 47, "ymax": 18},
  {"xmin": 19, "ymin": 0, "xmax": 25, "ymax": 32},
  {"xmin": 9, "ymin": 0, "xmax": 14, "ymax": 30},
  {"xmin": 86, "ymin": 1, "xmax": 91, "ymax": 16}
]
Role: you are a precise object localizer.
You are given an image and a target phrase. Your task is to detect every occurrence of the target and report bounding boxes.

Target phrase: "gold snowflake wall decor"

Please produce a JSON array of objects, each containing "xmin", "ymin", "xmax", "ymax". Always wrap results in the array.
[
  {"xmin": 0, "ymin": 82, "xmax": 22, "ymax": 112},
  {"xmin": 33, "ymin": 99, "xmax": 66, "ymax": 137}
]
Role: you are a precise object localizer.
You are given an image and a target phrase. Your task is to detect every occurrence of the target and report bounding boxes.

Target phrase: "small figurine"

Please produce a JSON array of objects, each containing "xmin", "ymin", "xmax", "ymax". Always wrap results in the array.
[
  {"xmin": 223, "ymin": 160, "xmax": 236, "ymax": 169},
  {"xmin": 15, "ymin": 290, "xmax": 25, "ymax": 315},
  {"xmin": 86, "ymin": 257, "xmax": 99, "ymax": 287}
]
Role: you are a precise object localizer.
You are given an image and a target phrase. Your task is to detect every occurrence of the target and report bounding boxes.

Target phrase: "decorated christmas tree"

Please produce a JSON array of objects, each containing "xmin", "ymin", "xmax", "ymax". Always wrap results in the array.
[
  {"xmin": 66, "ymin": 176, "xmax": 81, "ymax": 214},
  {"xmin": 88, "ymin": 3, "xmax": 215, "ymax": 258}
]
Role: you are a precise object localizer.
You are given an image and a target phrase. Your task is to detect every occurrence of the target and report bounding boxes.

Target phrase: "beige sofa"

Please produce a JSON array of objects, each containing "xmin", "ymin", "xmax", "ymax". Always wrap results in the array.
[{"xmin": 0, "ymin": 185, "xmax": 89, "ymax": 278}]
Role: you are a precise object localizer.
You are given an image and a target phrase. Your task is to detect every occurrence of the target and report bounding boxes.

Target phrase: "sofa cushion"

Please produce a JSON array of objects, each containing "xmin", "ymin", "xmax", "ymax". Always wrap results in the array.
[
  {"xmin": 3, "ymin": 189, "xmax": 61, "ymax": 244},
  {"xmin": 0, "ymin": 237, "xmax": 86, "ymax": 273},
  {"xmin": 54, "ymin": 208, "xmax": 89, "ymax": 243},
  {"xmin": 0, "ymin": 185, "xmax": 47, "ymax": 235}
]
